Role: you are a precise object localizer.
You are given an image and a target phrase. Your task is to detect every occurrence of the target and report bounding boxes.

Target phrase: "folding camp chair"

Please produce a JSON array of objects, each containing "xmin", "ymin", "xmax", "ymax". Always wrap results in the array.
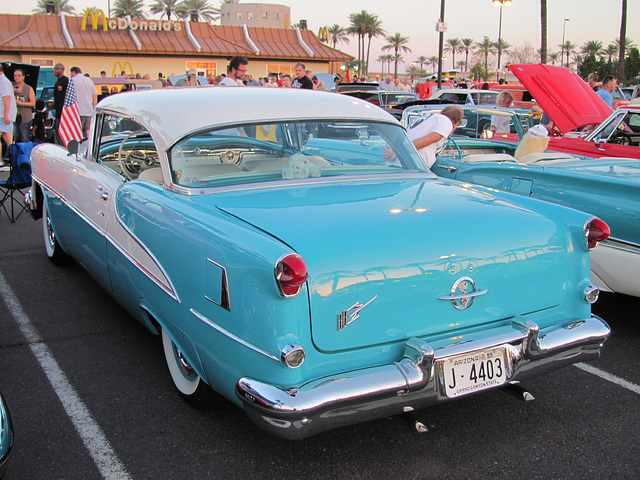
[{"xmin": 0, "ymin": 142, "xmax": 34, "ymax": 223}]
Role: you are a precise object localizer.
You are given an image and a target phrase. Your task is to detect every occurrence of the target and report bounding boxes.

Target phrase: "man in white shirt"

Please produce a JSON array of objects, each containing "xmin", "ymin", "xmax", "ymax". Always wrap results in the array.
[
  {"xmin": 406, "ymin": 105, "xmax": 463, "ymax": 168},
  {"xmin": 378, "ymin": 75, "xmax": 396, "ymax": 91},
  {"xmin": 70, "ymin": 66, "xmax": 97, "ymax": 140},
  {"xmin": 220, "ymin": 56, "xmax": 248, "ymax": 86}
]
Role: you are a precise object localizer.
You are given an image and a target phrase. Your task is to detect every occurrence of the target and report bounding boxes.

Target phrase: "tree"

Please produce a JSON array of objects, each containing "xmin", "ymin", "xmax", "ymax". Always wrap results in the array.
[
  {"xmin": 32, "ymin": 0, "xmax": 75, "ymax": 14},
  {"xmin": 618, "ymin": 0, "xmax": 628, "ymax": 82},
  {"xmin": 606, "ymin": 43, "xmax": 618, "ymax": 63},
  {"xmin": 328, "ymin": 25, "xmax": 350, "ymax": 50},
  {"xmin": 475, "ymin": 36, "xmax": 495, "ymax": 76},
  {"xmin": 509, "ymin": 42, "xmax": 537, "ymax": 64},
  {"xmin": 581, "ymin": 40, "xmax": 604, "ymax": 59},
  {"xmin": 428, "ymin": 56, "xmax": 438, "ymax": 74},
  {"xmin": 347, "ymin": 11, "xmax": 369, "ymax": 76},
  {"xmin": 416, "ymin": 56, "xmax": 428, "ymax": 73},
  {"xmin": 176, "ymin": 0, "xmax": 218, "ymax": 22},
  {"xmin": 113, "ymin": 0, "xmax": 146, "ymax": 18},
  {"xmin": 363, "ymin": 15, "xmax": 385, "ymax": 77},
  {"xmin": 460, "ymin": 38, "xmax": 474, "ymax": 71},
  {"xmin": 382, "ymin": 33, "xmax": 411, "ymax": 80},
  {"xmin": 444, "ymin": 38, "xmax": 461, "ymax": 70},
  {"xmin": 548, "ymin": 52, "xmax": 560, "ymax": 65},
  {"xmin": 149, "ymin": 0, "xmax": 181, "ymax": 20},
  {"xmin": 540, "ymin": 0, "xmax": 547, "ymax": 63},
  {"xmin": 559, "ymin": 41, "xmax": 577, "ymax": 67}
]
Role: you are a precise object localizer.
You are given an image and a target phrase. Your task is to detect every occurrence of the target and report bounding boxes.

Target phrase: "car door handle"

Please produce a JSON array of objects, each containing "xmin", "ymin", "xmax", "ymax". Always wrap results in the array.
[
  {"xmin": 96, "ymin": 187, "xmax": 109, "ymax": 200},
  {"xmin": 436, "ymin": 164, "xmax": 457, "ymax": 173}
]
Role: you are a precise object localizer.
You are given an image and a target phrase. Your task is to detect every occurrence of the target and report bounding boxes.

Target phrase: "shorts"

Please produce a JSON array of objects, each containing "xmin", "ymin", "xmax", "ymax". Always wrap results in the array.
[
  {"xmin": 0, "ymin": 120, "xmax": 13, "ymax": 133},
  {"xmin": 80, "ymin": 115, "xmax": 92, "ymax": 134}
]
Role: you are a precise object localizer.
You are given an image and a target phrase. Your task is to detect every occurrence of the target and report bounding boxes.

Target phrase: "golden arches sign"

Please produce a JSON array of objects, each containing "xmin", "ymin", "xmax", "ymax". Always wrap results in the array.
[
  {"xmin": 81, "ymin": 9, "xmax": 108, "ymax": 31},
  {"xmin": 318, "ymin": 26, "xmax": 329, "ymax": 43},
  {"xmin": 112, "ymin": 61, "xmax": 134, "ymax": 77}
]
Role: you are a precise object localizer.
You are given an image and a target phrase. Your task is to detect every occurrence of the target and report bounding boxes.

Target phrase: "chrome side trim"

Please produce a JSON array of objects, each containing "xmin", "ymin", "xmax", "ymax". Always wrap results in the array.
[
  {"xmin": 190, "ymin": 309, "xmax": 279, "ymax": 362},
  {"xmin": 204, "ymin": 258, "xmax": 230, "ymax": 311},
  {"xmin": 112, "ymin": 201, "xmax": 180, "ymax": 302},
  {"xmin": 602, "ymin": 237, "xmax": 640, "ymax": 254},
  {"xmin": 34, "ymin": 175, "xmax": 179, "ymax": 303}
]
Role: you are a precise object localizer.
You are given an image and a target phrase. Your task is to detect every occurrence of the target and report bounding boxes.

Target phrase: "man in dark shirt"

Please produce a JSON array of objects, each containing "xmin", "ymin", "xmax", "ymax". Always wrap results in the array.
[
  {"xmin": 52, "ymin": 63, "xmax": 68, "ymax": 144},
  {"xmin": 292, "ymin": 63, "xmax": 313, "ymax": 89}
]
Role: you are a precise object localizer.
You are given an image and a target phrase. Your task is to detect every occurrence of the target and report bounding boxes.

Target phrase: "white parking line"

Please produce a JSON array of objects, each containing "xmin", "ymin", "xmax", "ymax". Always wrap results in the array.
[
  {"xmin": 0, "ymin": 270, "xmax": 131, "ymax": 480},
  {"xmin": 574, "ymin": 362, "xmax": 640, "ymax": 395}
]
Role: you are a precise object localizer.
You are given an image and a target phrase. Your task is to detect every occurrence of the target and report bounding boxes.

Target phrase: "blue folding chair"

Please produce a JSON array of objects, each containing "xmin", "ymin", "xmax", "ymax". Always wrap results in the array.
[{"xmin": 0, "ymin": 142, "xmax": 34, "ymax": 222}]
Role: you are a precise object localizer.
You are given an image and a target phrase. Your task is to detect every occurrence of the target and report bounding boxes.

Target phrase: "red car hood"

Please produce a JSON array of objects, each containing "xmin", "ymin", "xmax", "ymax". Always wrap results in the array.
[{"xmin": 509, "ymin": 64, "xmax": 612, "ymax": 134}]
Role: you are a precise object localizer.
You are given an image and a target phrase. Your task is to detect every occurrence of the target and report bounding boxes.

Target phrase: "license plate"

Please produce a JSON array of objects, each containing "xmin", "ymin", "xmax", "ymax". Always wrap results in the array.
[{"xmin": 441, "ymin": 347, "xmax": 507, "ymax": 398}]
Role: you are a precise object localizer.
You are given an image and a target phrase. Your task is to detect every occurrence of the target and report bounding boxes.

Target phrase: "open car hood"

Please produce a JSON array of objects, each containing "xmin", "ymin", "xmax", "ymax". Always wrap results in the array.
[{"xmin": 509, "ymin": 64, "xmax": 612, "ymax": 134}]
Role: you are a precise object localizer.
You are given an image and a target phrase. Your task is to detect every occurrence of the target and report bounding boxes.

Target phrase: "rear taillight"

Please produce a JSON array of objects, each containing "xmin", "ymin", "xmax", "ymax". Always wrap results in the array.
[
  {"xmin": 275, "ymin": 254, "xmax": 308, "ymax": 297},
  {"xmin": 585, "ymin": 218, "xmax": 610, "ymax": 249}
]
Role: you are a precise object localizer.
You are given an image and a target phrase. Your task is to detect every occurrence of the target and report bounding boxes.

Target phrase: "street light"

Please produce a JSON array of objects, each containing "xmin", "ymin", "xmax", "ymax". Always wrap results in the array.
[
  {"xmin": 493, "ymin": 0, "xmax": 512, "ymax": 82},
  {"xmin": 562, "ymin": 18, "xmax": 570, "ymax": 67}
]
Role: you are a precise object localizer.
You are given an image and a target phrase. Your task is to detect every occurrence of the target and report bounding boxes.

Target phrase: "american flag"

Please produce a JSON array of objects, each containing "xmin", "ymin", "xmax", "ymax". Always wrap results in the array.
[{"xmin": 59, "ymin": 79, "xmax": 83, "ymax": 146}]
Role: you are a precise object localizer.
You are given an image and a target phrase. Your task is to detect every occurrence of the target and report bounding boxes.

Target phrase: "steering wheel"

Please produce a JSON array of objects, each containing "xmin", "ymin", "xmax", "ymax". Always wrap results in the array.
[
  {"xmin": 611, "ymin": 130, "xmax": 632, "ymax": 146},
  {"xmin": 442, "ymin": 136, "xmax": 462, "ymax": 159},
  {"xmin": 118, "ymin": 130, "xmax": 155, "ymax": 180}
]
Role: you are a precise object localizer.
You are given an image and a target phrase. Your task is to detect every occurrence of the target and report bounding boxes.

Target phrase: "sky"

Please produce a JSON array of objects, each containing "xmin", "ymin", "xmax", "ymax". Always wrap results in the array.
[{"xmin": 3, "ymin": 1, "xmax": 638, "ymax": 72}]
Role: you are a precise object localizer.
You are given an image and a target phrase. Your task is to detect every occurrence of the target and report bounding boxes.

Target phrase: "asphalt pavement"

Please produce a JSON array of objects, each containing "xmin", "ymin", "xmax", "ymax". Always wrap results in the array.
[{"xmin": 0, "ymin": 209, "xmax": 639, "ymax": 479}]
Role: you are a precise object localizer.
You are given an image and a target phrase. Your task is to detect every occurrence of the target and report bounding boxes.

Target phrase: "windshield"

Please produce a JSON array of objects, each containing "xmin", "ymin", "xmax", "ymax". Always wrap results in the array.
[{"xmin": 169, "ymin": 120, "xmax": 426, "ymax": 188}]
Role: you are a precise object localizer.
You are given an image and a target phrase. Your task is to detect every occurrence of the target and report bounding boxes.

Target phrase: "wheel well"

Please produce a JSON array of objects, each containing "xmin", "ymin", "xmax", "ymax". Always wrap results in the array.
[{"xmin": 140, "ymin": 307, "xmax": 161, "ymax": 336}]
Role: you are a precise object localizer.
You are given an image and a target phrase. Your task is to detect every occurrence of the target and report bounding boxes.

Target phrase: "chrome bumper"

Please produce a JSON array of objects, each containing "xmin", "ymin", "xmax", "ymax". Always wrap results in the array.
[{"xmin": 236, "ymin": 315, "xmax": 610, "ymax": 440}]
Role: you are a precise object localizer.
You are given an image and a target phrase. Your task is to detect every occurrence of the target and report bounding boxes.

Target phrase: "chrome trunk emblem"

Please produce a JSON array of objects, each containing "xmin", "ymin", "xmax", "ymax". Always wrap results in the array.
[
  {"xmin": 438, "ymin": 277, "xmax": 487, "ymax": 310},
  {"xmin": 338, "ymin": 295, "xmax": 378, "ymax": 331}
]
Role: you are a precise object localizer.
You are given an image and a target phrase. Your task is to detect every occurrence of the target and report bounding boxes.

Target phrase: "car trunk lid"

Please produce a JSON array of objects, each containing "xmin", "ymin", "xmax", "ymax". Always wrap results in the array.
[{"xmin": 215, "ymin": 178, "xmax": 575, "ymax": 352}]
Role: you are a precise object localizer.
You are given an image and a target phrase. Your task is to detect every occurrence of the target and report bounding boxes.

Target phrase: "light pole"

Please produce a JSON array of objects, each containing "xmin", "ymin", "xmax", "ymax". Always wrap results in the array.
[
  {"xmin": 562, "ymin": 18, "xmax": 570, "ymax": 67},
  {"xmin": 493, "ymin": 0, "xmax": 511, "ymax": 82}
]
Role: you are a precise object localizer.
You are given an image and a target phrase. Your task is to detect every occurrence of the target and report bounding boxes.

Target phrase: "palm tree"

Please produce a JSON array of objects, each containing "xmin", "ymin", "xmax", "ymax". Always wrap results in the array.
[
  {"xmin": 475, "ymin": 36, "xmax": 495, "ymax": 75},
  {"xmin": 581, "ymin": 40, "xmax": 604, "ymax": 58},
  {"xmin": 347, "ymin": 11, "xmax": 368, "ymax": 75},
  {"xmin": 382, "ymin": 33, "xmax": 411, "ymax": 80},
  {"xmin": 176, "ymin": 0, "xmax": 218, "ymax": 22},
  {"xmin": 540, "ymin": 0, "xmax": 547, "ymax": 63},
  {"xmin": 32, "ymin": 0, "xmax": 75, "ymax": 14},
  {"xmin": 113, "ymin": 0, "xmax": 146, "ymax": 18},
  {"xmin": 618, "ymin": 0, "xmax": 627, "ymax": 82},
  {"xmin": 416, "ymin": 56, "xmax": 428, "ymax": 73},
  {"xmin": 149, "ymin": 0, "xmax": 181, "ymax": 20},
  {"xmin": 606, "ymin": 43, "xmax": 618, "ymax": 63},
  {"xmin": 328, "ymin": 24, "xmax": 350, "ymax": 50},
  {"xmin": 444, "ymin": 38, "xmax": 461, "ymax": 70},
  {"xmin": 363, "ymin": 15, "xmax": 385, "ymax": 77},
  {"xmin": 548, "ymin": 52, "xmax": 560, "ymax": 65},
  {"xmin": 460, "ymin": 38, "xmax": 474, "ymax": 71},
  {"xmin": 559, "ymin": 41, "xmax": 577, "ymax": 67},
  {"xmin": 428, "ymin": 56, "xmax": 438, "ymax": 74}
]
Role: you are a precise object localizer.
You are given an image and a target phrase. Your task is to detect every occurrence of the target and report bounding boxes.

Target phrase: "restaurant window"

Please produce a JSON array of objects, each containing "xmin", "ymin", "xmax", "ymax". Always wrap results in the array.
[
  {"xmin": 186, "ymin": 61, "xmax": 217, "ymax": 79},
  {"xmin": 236, "ymin": 12, "xmax": 242, "ymax": 20},
  {"xmin": 267, "ymin": 64, "xmax": 294, "ymax": 76},
  {"xmin": 248, "ymin": 12, "xmax": 254, "ymax": 20},
  {"xmin": 261, "ymin": 12, "xmax": 268, "ymax": 19}
]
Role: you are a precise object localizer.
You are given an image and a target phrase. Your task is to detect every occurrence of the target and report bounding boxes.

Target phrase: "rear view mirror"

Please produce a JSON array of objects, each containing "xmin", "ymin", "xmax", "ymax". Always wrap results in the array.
[{"xmin": 67, "ymin": 140, "xmax": 79, "ymax": 155}]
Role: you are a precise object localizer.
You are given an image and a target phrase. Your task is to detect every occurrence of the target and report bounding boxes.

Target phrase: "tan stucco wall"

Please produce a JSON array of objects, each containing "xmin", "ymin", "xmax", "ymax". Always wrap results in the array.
[{"xmin": 12, "ymin": 53, "xmax": 330, "ymax": 79}]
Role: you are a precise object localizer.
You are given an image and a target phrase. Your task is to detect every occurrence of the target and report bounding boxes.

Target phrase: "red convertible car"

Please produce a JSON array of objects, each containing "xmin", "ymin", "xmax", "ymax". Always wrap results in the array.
[{"xmin": 510, "ymin": 64, "xmax": 640, "ymax": 159}]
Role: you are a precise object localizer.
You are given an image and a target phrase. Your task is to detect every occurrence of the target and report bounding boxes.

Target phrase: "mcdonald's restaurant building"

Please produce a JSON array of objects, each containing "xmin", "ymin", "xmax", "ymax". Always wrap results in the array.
[{"xmin": 0, "ymin": 12, "xmax": 351, "ymax": 79}]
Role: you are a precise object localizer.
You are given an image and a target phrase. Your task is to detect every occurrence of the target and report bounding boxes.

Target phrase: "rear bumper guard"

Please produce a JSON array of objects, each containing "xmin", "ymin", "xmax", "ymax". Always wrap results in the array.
[{"xmin": 236, "ymin": 315, "xmax": 609, "ymax": 440}]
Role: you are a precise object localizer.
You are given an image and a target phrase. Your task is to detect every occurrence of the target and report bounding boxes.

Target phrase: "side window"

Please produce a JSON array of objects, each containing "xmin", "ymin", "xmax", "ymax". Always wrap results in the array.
[
  {"xmin": 94, "ymin": 114, "xmax": 158, "ymax": 180},
  {"xmin": 593, "ymin": 112, "xmax": 626, "ymax": 143}
]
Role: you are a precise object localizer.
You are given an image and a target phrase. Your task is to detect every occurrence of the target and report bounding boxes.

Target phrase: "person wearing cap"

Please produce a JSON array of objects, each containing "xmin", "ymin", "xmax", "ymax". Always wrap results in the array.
[{"xmin": 186, "ymin": 68, "xmax": 198, "ymax": 86}]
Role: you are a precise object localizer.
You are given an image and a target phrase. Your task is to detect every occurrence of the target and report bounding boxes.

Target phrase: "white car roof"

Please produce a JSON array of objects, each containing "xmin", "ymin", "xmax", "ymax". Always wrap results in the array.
[
  {"xmin": 96, "ymin": 86, "xmax": 398, "ymax": 151},
  {"xmin": 433, "ymin": 89, "xmax": 498, "ymax": 95}
]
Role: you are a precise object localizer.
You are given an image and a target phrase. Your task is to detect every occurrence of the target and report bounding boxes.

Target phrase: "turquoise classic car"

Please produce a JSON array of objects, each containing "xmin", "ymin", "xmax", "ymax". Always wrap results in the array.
[
  {"xmin": 402, "ymin": 105, "xmax": 640, "ymax": 299},
  {"xmin": 27, "ymin": 87, "xmax": 610, "ymax": 439}
]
